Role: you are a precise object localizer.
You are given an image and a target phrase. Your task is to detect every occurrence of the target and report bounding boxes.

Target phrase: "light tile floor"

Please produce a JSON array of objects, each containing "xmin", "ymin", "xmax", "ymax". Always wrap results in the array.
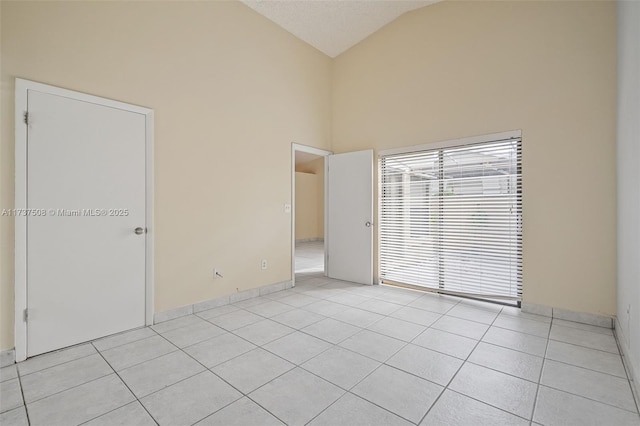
[
  {"xmin": 295, "ymin": 240, "xmax": 324, "ymax": 274},
  {"xmin": 1, "ymin": 274, "xmax": 639, "ymax": 426}
]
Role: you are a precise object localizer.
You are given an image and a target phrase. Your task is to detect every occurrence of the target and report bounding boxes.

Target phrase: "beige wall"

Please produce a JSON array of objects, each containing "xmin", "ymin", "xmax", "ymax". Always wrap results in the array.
[
  {"xmin": 0, "ymin": 0, "xmax": 619, "ymax": 352},
  {"xmin": 0, "ymin": 1, "xmax": 332, "ymax": 350},
  {"xmin": 332, "ymin": 1, "xmax": 617, "ymax": 316},
  {"xmin": 295, "ymin": 172, "xmax": 319, "ymax": 240},
  {"xmin": 295, "ymin": 157, "xmax": 324, "ymax": 239}
]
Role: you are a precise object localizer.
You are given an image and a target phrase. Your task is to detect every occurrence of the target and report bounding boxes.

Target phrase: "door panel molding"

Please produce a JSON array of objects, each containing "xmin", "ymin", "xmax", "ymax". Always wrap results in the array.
[{"xmin": 14, "ymin": 78, "xmax": 154, "ymax": 361}]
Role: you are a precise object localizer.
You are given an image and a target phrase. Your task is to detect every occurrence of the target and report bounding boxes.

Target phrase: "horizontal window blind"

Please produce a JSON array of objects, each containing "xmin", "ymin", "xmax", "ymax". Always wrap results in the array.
[{"xmin": 379, "ymin": 137, "xmax": 522, "ymax": 301}]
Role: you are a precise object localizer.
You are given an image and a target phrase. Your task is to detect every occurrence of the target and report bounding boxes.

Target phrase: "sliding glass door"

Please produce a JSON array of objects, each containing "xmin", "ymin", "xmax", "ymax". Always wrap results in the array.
[{"xmin": 379, "ymin": 137, "xmax": 522, "ymax": 302}]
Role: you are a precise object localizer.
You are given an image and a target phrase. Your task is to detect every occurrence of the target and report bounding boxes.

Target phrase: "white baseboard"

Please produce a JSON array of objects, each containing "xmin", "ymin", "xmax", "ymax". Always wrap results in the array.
[
  {"xmin": 259, "ymin": 281, "xmax": 288, "ymax": 296},
  {"xmin": 521, "ymin": 302, "xmax": 553, "ymax": 317},
  {"xmin": 154, "ymin": 304, "xmax": 193, "ymax": 324},
  {"xmin": 553, "ymin": 307, "xmax": 613, "ymax": 328},
  {"xmin": 153, "ymin": 280, "xmax": 293, "ymax": 324},
  {"xmin": 615, "ymin": 317, "xmax": 640, "ymax": 408},
  {"xmin": 193, "ymin": 296, "xmax": 229, "ymax": 314},
  {"xmin": 295, "ymin": 238, "xmax": 324, "ymax": 243},
  {"xmin": 1, "ymin": 349, "xmax": 15, "ymax": 367},
  {"xmin": 229, "ymin": 287, "xmax": 261, "ymax": 304},
  {"xmin": 521, "ymin": 302, "xmax": 613, "ymax": 328}
]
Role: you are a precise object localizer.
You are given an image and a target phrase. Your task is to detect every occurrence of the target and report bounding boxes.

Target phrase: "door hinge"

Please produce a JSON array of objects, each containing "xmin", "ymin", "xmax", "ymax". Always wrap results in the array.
[
  {"xmin": 23, "ymin": 111, "xmax": 29, "ymax": 125},
  {"xmin": 23, "ymin": 309, "xmax": 28, "ymax": 322}
]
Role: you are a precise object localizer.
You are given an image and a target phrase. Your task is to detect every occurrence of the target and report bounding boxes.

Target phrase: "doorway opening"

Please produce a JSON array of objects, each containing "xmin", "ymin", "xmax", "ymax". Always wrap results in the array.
[{"xmin": 291, "ymin": 144, "xmax": 331, "ymax": 285}]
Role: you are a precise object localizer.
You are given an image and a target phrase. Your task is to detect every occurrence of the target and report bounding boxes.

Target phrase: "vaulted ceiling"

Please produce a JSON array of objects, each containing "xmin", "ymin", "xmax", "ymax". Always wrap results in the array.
[{"xmin": 241, "ymin": 0, "xmax": 439, "ymax": 57}]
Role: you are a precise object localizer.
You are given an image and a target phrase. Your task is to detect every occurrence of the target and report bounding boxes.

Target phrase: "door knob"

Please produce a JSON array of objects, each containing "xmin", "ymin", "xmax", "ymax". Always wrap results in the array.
[
  {"xmin": 365, "ymin": 221, "xmax": 372, "ymax": 227},
  {"xmin": 134, "ymin": 227, "xmax": 145, "ymax": 235}
]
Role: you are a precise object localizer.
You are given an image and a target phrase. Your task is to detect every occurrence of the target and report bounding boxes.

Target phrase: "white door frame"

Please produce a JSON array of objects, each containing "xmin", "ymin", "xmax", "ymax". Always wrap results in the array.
[
  {"xmin": 291, "ymin": 143, "xmax": 332, "ymax": 286},
  {"xmin": 14, "ymin": 78, "xmax": 154, "ymax": 362}
]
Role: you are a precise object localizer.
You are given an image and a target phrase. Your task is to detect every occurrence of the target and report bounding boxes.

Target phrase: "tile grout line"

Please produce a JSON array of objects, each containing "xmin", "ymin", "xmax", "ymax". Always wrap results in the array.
[
  {"xmin": 552, "ymin": 322, "xmax": 616, "ymax": 335},
  {"xmin": 14, "ymin": 275, "xmax": 636, "ymax": 426},
  {"xmin": 243, "ymin": 367, "xmax": 337, "ymax": 426},
  {"xmin": 89, "ymin": 342, "xmax": 160, "ymax": 426},
  {"xmin": 11, "ymin": 277, "xmax": 326, "ymax": 424},
  {"xmin": 150, "ymin": 321, "xmax": 306, "ymax": 425},
  {"xmin": 20, "ymin": 373, "xmax": 122, "ymax": 420},
  {"xmin": 300, "ymin": 304, "xmax": 425, "ymax": 425},
  {"xmin": 256, "ymin": 330, "xmax": 337, "ymax": 370},
  {"xmin": 198, "ymin": 290, "xmax": 615, "ymax": 421},
  {"xmin": 204, "ymin": 393, "xmax": 288, "ymax": 426},
  {"xmin": 21, "ymin": 370, "xmax": 116, "ymax": 407},
  {"xmin": 529, "ymin": 324, "xmax": 636, "ymax": 415},
  {"xmin": 613, "ymin": 328, "xmax": 640, "ymax": 414},
  {"xmin": 545, "ymin": 335, "xmax": 621, "ymax": 355},
  {"xmin": 462, "ymin": 360, "xmax": 541, "ymax": 385},
  {"xmin": 447, "ymin": 314, "xmax": 632, "ymax": 419},
  {"xmin": 143, "ymin": 332, "xmax": 251, "ymax": 425},
  {"xmin": 536, "ymin": 382, "xmax": 640, "ymax": 415},
  {"xmin": 15, "ymin": 363, "xmax": 32, "ymax": 426},
  {"xmin": 233, "ymin": 322, "xmax": 298, "ymax": 347},
  {"xmin": 529, "ymin": 315, "xmax": 553, "ymax": 422},
  {"xmin": 432, "ymin": 323, "xmax": 550, "ymax": 358},
  {"xmin": 105, "ymin": 348, "xmax": 182, "ymax": 375},
  {"xmin": 544, "ymin": 338, "xmax": 626, "ymax": 356},
  {"xmin": 77, "ymin": 401, "xmax": 147, "ymax": 426},
  {"xmin": 301, "ymin": 391, "xmax": 406, "ymax": 426},
  {"xmin": 416, "ymin": 303, "xmax": 505, "ymax": 425},
  {"xmin": 16, "ymin": 345, "xmax": 97, "ymax": 378},
  {"xmin": 0, "ymin": 366, "xmax": 18, "ymax": 384},
  {"xmin": 542, "ymin": 357, "xmax": 630, "ymax": 380},
  {"xmin": 88, "ymin": 325, "xmax": 229, "ymax": 422},
  {"xmin": 305, "ymin": 295, "xmax": 468, "ymax": 425},
  {"xmin": 543, "ymin": 324, "xmax": 636, "ymax": 415},
  {"xmin": 445, "ymin": 388, "xmax": 533, "ymax": 424},
  {"xmin": 91, "ymin": 326, "xmax": 154, "ymax": 351},
  {"xmin": 489, "ymin": 323, "xmax": 551, "ymax": 339},
  {"xmin": 270, "ymin": 312, "xmax": 328, "ymax": 330},
  {"xmin": 296, "ymin": 323, "xmax": 363, "ymax": 346},
  {"xmin": 469, "ymin": 339, "xmax": 546, "ymax": 358},
  {"xmin": 551, "ymin": 322, "xmax": 618, "ymax": 336},
  {"xmin": 201, "ymin": 349, "xmax": 298, "ymax": 425}
]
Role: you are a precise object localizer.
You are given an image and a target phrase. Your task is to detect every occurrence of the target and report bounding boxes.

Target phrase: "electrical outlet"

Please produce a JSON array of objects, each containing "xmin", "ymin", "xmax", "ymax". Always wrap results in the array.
[
  {"xmin": 284, "ymin": 204, "xmax": 291, "ymax": 213},
  {"xmin": 261, "ymin": 259, "xmax": 268, "ymax": 270}
]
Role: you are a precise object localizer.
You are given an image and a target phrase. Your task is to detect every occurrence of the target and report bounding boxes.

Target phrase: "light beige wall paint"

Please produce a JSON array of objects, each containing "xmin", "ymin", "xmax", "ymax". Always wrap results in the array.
[
  {"xmin": 332, "ymin": 1, "xmax": 617, "ymax": 316},
  {"xmin": 296, "ymin": 157, "xmax": 325, "ymax": 238},
  {"xmin": 295, "ymin": 172, "xmax": 320, "ymax": 240},
  {"xmin": 0, "ymin": 0, "xmax": 618, "ymax": 351},
  {"xmin": 0, "ymin": 1, "xmax": 331, "ymax": 350}
]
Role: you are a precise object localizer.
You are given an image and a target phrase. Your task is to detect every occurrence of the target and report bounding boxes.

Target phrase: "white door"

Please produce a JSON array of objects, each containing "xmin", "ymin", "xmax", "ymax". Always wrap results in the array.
[
  {"xmin": 327, "ymin": 150, "xmax": 374, "ymax": 285},
  {"xmin": 26, "ymin": 89, "xmax": 147, "ymax": 357}
]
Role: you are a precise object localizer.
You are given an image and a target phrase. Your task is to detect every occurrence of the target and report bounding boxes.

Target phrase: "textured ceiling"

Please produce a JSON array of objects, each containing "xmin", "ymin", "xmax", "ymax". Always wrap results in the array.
[{"xmin": 241, "ymin": 0, "xmax": 439, "ymax": 57}]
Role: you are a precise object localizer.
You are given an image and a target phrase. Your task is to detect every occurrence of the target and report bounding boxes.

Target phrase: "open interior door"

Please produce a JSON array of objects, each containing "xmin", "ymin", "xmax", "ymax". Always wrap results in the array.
[{"xmin": 326, "ymin": 150, "xmax": 374, "ymax": 285}]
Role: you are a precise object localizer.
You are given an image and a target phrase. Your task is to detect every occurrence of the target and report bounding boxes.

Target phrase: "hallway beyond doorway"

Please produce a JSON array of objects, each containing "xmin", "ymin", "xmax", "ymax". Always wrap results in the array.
[{"xmin": 295, "ymin": 240, "xmax": 324, "ymax": 274}]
